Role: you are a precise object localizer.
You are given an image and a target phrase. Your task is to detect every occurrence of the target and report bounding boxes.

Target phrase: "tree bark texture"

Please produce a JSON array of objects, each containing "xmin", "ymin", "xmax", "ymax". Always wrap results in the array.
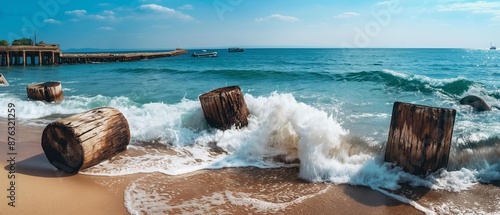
[
  {"xmin": 384, "ymin": 102, "xmax": 456, "ymax": 176},
  {"xmin": 199, "ymin": 86, "xmax": 249, "ymax": 130}
]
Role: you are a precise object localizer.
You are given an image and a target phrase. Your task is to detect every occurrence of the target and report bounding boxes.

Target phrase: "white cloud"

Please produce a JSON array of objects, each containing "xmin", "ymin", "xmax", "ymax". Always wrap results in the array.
[
  {"xmin": 438, "ymin": 1, "xmax": 500, "ymax": 22},
  {"xmin": 65, "ymin": 10, "xmax": 87, "ymax": 17},
  {"xmin": 255, "ymin": 14, "xmax": 299, "ymax": 22},
  {"xmin": 138, "ymin": 4, "xmax": 195, "ymax": 21},
  {"xmin": 377, "ymin": 1, "xmax": 392, "ymax": 5},
  {"xmin": 87, "ymin": 10, "xmax": 116, "ymax": 20},
  {"xmin": 66, "ymin": 9, "xmax": 116, "ymax": 21},
  {"xmin": 179, "ymin": 4, "xmax": 194, "ymax": 10},
  {"xmin": 438, "ymin": 1, "xmax": 500, "ymax": 13},
  {"xmin": 334, "ymin": 12, "xmax": 360, "ymax": 19},
  {"xmin": 103, "ymin": 10, "xmax": 115, "ymax": 16},
  {"xmin": 98, "ymin": 26, "xmax": 114, "ymax": 31},
  {"xmin": 43, "ymin": 18, "xmax": 62, "ymax": 24}
]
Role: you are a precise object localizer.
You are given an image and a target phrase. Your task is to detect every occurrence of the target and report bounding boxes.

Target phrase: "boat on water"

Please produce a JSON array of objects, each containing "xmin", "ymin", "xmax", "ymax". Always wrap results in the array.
[
  {"xmin": 191, "ymin": 50, "xmax": 217, "ymax": 57},
  {"xmin": 490, "ymin": 42, "xmax": 496, "ymax": 50},
  {"xmin": 228, "ymin": 48, "xmax": 244, "ymax": 52}
]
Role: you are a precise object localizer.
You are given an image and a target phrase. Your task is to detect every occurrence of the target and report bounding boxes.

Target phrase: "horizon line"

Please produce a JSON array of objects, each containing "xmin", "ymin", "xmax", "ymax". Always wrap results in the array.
[{"xmin": 63, "ymin": 47, "xmax": 495, "ymax": 52}]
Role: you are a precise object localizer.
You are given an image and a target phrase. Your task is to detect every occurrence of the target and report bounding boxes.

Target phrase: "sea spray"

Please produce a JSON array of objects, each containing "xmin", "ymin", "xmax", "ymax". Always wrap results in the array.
[{"xmin": 117, "ymin": 98, "xmax": 206, "ymax": 146}]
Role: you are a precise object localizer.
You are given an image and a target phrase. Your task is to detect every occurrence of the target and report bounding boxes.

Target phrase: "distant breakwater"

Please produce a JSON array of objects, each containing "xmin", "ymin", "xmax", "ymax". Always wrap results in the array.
[{"xmin": 59, "ymin": 48, "xmax": 188, "ymax": 64}]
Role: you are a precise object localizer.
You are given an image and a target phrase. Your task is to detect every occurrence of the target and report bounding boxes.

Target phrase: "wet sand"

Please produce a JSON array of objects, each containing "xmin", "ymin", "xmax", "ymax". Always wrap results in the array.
[{"xmin": 0, "ymin": 119, "xmax": 498, "ymax": 214}]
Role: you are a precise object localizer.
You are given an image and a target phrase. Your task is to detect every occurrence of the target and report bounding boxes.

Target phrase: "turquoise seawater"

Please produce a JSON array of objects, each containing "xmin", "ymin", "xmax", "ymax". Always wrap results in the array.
[{"xmin": 1, "ymin": 48, "xmax": 500, "ymax": 213}]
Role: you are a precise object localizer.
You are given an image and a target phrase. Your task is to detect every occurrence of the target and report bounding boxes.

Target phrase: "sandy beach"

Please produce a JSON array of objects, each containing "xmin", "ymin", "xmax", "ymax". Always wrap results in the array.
[{"xmin": 1, "ymin": 119, "xmax": 499, "ymax": 215}]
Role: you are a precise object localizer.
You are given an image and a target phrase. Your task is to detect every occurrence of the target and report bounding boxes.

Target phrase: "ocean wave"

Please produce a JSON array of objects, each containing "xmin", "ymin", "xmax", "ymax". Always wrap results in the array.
[
  {"xmin": 334, "ymin": 69, "xmax": 476, "ymax": 96},
  {"xmin": 199, "ymin": 69, "xmax": 333, "ymax": 82}
]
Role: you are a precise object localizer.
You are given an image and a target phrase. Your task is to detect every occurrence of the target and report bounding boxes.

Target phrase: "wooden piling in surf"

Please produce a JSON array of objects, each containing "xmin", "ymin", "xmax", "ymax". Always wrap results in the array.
[
  {"xmin": 384, "ymin": 102, "xmax": 456, "ymax": 175},
  {"xmin": 199, "ymin": 86, "xmax": 249, "ymax": 130},
  {"xmin": 41, "ymin": 107, "xmax": 130, "ymax": 173},
  {"xmin": 26, "ymin": 82, "xmax": 64, "ymax": 102}
]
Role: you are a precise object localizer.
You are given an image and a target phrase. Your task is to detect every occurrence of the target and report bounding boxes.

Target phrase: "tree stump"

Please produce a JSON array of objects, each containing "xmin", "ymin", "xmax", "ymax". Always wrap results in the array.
[
  {"xmin": 41, "ymin": 107, "xmax": 130, "ymax": 173},
  {"xmin": 0, "ymin": 73, "xmax": 9, "ymax": 86},
  {"xmin": 384, "ymin": 102, "xmax": 456, "ymax": 176},
  {"xmin": 199, "ymin": 86, "xmax": 249, "ymax": 130},
  {"xmin": 26, "ymin": 82, "xmax": 64, "ymax": 102}
]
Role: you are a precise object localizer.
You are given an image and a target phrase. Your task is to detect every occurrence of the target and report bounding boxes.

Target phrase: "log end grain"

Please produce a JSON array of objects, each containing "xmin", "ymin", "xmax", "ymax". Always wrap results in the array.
[
  {"xmin": 41, "ymin": 107, "xmax": 130, "ymax": 173},
  {"xmin": 41, "ymin": 123, "xmax": 84, "ymax": 174}
]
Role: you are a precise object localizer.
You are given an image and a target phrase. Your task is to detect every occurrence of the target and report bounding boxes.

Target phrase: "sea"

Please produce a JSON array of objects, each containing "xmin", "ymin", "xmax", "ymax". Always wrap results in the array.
[{"xmin": 1, "ymin": 48, "xmax": 500, "ymax": 214}]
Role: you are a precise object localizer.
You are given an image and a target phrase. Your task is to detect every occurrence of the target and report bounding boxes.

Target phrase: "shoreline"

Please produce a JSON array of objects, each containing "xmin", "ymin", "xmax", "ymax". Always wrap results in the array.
[{"xmin": 1, "ymin": 119, "xmax": 499, "ymax": 214}]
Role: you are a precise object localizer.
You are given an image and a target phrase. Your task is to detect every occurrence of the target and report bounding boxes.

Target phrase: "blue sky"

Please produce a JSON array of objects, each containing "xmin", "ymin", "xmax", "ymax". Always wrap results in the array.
[{"xmin": 1, "ymin": 0, "xmax": 499, "ymax": 49}]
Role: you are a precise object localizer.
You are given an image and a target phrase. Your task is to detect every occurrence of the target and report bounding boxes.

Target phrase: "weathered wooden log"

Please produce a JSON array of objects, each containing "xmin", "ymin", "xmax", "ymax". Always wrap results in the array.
[
  {"xmin": 41, "ymin": 107, "xmax": 130, "ymax": 173},
  {"xmin": 199, "ymin": 86, "xmax": 249, "ymax": 130},
  {"xmin": 26, "ymin": 81, "xmax": 64, "ymax": 102},
  {"xmin": 0, "ymin": 73, "xmax": 8, "ymax": 86},
  {"xmin": 384, "ymin": 102, "xmax": 456, "ymax": 175}
]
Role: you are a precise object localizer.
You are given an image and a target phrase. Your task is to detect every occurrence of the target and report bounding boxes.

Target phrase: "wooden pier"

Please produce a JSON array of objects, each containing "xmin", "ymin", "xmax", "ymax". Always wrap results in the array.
[
  {"xmin": 59, "ymin": 48, "xmax": 188, "ymax": 64},
  {"xmin": 0, "ymin": 45, "xmax": 188, "ymax": 66},
  {"xmin": 0, "ymin": 44, "xmax": 61, "ymax": 66}
]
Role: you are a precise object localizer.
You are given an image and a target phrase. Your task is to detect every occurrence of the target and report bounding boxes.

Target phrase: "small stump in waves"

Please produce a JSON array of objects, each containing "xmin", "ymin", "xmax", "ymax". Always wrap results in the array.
[
  {"xmin": 199, "ymin": 86, "xmax": 249, "ymax": 130},
  {"xmin": 41, "ymin": 107, "xmax": 130, "ymax": 173},
  {"xmin": 26, "ymin": 82, "xmax": 64, "ymax": 102},
  {"xmin": 384, "ymin": 102, "xmax": 456, "ymax": 176}
]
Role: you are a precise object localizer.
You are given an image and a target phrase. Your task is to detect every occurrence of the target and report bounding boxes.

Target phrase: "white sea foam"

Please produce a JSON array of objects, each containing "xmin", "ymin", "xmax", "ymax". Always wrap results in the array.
[
  {"xmin": 374, "ymin": 188, "xmax": 436, "ymax": 215},
  {"xmin": 124, "ymin": 171, "xmax": 331, "ymax": 214},
  {"xmin": 349, "ymin": 112, "xmax": 390, "ymax": 119},
  {"xmin": 382, "ymin": 69, "xmax": 470, "ymax": 86}
]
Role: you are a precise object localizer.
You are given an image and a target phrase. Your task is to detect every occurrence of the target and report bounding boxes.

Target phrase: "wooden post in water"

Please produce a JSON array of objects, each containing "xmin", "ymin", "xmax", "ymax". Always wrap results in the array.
[
  {"xmin": 41, "ymin": 107, "xmax": 130, "ymax": 173},
  {"xmin": 6, "ymin": 51, "xmax": 10, "ymax": 66},
  {"xmin": 26, "ymin": 82, "xmax": 64, "ymax": 102},
  {"xmin": 199, "ymin": 86, "xmax": 249, "ymax": 130},
  {"xmin": 0, "ymin": 73, "xmax": 9, "ymax": 86},
  {"xmin": 384, "ymin": 102, "xmax": 456, "ymax": 175},
  {"xmin": 22, "ymin": 51, "xmax": 26, "ymax": 66}
]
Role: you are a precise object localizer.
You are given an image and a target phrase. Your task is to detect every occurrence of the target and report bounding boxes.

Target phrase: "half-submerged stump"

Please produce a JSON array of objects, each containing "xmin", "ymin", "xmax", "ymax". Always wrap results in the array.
[
  {"xmin": 27, "ymin": 81, "xmax": 64, "ymax": 102},
  {"xmin": 384, "ymin": 102, "xmax": 456, "ymax": 176},
  {"xmin": 199, "ymin": 86, "xmax": 249, "ymax": 130},
  {"xmin": 41, "ymin": 107, "xmax": 130, "ymax": 173},
  {"xmin": 0, "ymin": 73, "xmax": 9, "ymax": 86}
]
